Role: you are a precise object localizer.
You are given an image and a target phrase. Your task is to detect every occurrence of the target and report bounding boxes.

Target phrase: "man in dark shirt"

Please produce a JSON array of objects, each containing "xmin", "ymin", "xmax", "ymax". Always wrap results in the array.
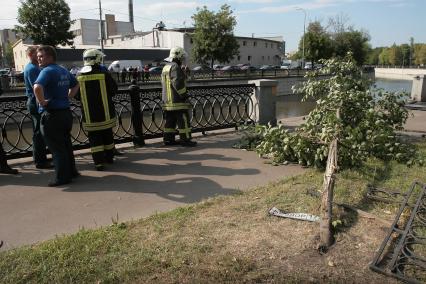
[
  {"xmin": 24, "ymin": 46, "xmax": 52, "ymax": 169},
  {"xmin": 33, "ymin": 45, "xmax": 80, "ymax": 186}
]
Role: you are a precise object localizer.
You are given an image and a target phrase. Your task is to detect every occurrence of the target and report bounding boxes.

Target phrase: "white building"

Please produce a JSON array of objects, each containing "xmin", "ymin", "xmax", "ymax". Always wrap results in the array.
[
  {"xmin": 70, "ymin": 14, "xmax": 134, "ymax": 46},
  {"xmin": 104, "ymin": 28, "xmax": 284, "ymax": 67},
  {"xmin": 12, "ymin": 14, "xmax": 285, "ymax": 70}
]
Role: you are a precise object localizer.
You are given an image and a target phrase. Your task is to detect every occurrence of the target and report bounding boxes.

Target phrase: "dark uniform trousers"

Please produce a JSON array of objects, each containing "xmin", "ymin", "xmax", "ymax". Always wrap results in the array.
[
  {"xmin": 27, "ymin": 98, "xmax": 48, "ymax": 166},
  {"xmin": 88, "ymin": 128, "xmax": 114, "ymax": 165},
  {"xmin": 40, "ymin": 109, "xmax": 77, "ymax": 183},
  {"xmin": 163, "ymin": 110, "xmax": 192, "ymax": 142}
]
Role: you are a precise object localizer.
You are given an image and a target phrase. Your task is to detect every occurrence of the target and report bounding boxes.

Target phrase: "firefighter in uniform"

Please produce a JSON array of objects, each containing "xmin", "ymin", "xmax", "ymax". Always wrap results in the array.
[
  {"xmin": 76, "ymin": 49, "xmax": 118, "ymax": 170},
  {"xmin": 161, "ymin": 47, "xmax": 197, "ymax": 147}
]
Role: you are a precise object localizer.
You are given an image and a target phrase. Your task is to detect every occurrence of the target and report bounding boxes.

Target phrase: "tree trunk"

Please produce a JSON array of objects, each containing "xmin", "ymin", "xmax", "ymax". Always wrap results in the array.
[{"xmin": 320, "ymin": 138, "xmax": 338, "ymax": 249}]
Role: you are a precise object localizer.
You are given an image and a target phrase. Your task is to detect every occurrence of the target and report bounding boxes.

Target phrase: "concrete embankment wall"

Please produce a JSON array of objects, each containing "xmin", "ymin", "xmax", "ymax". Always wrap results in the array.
[{"xmin": 375, "ymin": 68, "xmax": 426, "ymax": 80}]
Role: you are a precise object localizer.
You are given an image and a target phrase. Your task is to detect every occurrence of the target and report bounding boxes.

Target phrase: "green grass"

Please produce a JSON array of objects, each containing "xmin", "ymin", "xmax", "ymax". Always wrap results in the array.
[{"xmin": 1, "ymin": 142, "xmax": 425, "ymax": 283}]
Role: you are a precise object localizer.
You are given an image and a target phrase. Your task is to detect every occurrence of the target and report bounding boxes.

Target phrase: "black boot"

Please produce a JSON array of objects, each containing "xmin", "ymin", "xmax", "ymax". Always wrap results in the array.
[
  {"xmin": 180, "ymin": 140, "xmax": 197, "ymax": 147},
  {"xmin": 0, "ymin": 165, "xmax": 18, "ymax": 175}
]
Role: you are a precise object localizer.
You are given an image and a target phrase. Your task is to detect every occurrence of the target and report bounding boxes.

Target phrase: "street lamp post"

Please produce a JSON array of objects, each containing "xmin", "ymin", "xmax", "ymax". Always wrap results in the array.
[
  {"xmin": 296, "ymin": 7, "xmax": 306, "ymax": 69},
  {"xmin": 98, "ymin": 0, "xmax": 104, "ymax": 55}
]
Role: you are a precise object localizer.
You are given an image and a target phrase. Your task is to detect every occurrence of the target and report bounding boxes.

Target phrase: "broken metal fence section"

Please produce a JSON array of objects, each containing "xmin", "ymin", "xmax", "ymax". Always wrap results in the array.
[
  {"xmin": 0, "ymin": 84, "xmax": 256, "ymax": 159},
  {"xmin": 370, "ymin": 181, "xmax": 426, "ymax": 284}
]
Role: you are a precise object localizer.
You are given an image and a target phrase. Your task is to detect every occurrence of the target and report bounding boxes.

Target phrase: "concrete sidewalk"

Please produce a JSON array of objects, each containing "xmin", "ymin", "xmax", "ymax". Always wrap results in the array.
[
  {"xmin": 279, "ymin": 109, "xmax": 426, "ymax": 134},
  {"xmin": 0, "ymin": 130, "xmax": 303, "ymax": 249}
]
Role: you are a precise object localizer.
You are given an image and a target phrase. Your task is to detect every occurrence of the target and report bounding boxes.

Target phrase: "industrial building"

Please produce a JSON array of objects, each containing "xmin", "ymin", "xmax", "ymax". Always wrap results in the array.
[{"xmin": 12, "ymin": 0, "xmax": 285, "ymax": 71}]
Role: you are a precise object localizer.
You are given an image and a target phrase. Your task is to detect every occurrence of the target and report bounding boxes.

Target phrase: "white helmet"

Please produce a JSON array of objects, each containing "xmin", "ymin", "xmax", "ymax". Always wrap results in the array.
[
  {"xmin": 83, "ymin": 49, "xmax": 105, "ymax": 66},
  {"xmin": 165, "ymin": 47, "xmax": 187, "ymax": 62}
]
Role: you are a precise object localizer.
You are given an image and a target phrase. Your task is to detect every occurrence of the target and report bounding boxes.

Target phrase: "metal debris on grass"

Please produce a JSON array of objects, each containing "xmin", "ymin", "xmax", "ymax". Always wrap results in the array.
[{"xmin": 269, "ymin": 207, "xmax": 320, "ymax": 222}]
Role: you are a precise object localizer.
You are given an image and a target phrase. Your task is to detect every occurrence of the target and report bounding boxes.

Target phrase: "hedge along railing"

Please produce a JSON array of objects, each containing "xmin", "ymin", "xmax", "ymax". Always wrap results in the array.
[{"xmin": 0, "ymin": 84, "xmax": 256, "ymax": 160}]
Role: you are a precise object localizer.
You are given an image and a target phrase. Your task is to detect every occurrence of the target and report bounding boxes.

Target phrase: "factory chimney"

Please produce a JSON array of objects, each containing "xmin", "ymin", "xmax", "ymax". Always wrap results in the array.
[{"xmin": 129, "ymin": 0, "xmax": 134, "ymax": 31}]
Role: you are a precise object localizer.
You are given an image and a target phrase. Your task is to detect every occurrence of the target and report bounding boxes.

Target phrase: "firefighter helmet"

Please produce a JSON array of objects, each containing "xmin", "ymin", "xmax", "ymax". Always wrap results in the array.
[
  {"xmin": 164, "ymin": 46, "xmax": 187, "ymax": 62},
  {"xmin": 83, "ymin": 49, "xmax": 105, "ymax": 66}
]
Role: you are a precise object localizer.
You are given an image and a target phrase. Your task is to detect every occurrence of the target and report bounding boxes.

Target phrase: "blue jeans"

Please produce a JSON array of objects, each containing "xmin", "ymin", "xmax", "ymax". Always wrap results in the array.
[
  {"xmin": 27, "ymin": 98, "xmax": 48, "ymax": 166},
  {"xmin": 40, "ymin": 109, "xmax": 77, "ymax": 183}
]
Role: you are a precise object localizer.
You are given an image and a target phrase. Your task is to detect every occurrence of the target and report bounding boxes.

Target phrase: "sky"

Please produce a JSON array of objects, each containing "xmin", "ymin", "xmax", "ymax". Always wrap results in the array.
[{"xmin": 0, "ymin": 0, "xmax": 424, "ymax": 52}]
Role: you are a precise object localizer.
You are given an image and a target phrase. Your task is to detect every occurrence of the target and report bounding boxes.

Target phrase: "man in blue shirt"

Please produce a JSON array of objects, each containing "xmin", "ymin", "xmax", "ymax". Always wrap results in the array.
[
  {"xmin": 34, "ymin": 45, "xmax": 80, "ymax": 187},
  {"xmin": 24, "ymin": 46, "xmax": 52, "ymax": 169}
]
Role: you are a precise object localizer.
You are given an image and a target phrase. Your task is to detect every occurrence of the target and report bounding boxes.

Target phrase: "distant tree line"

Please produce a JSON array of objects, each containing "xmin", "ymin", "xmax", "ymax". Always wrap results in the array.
[
  {"xmin": 291, "ymin": 15, "xmax": 371, "ymax": 66},
  {"xmin": 290, "ymin": 15, "xmax": 426, "ymax": 68},
  {"xmin": 366, "ymin": 38, "xmax": 426, "ymax": 66}
]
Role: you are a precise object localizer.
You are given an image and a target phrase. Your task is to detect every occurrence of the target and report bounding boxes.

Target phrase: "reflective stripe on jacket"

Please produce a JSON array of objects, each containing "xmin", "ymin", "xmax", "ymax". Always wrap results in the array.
[
  {"xmin": 161, "ymin": 62, "xmax": 190, "ymax": 111},
  {"xmin": 77, "ymin": 70, "xmax": 117, "ymax": 131}
]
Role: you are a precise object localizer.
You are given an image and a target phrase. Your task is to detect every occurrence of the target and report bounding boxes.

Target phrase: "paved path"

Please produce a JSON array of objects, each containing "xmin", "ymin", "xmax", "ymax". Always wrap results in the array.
[
  {"xmin": 0, "ymin": 130, "xmax": 303, "ymax": 249},
  {"xmin": 279, "ymin": 109, "xmax": 426, "ymax": 134}
]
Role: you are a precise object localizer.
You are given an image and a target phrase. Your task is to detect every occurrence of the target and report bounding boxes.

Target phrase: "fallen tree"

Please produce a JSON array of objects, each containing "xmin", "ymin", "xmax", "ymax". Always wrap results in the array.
[{"xmin": 253, "ymin": 54, "xmax": 423, "ymax": 250}]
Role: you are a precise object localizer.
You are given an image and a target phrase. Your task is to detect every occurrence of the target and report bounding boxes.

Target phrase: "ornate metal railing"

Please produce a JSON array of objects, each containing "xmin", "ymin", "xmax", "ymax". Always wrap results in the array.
[
  {"xmin": 370, "ymin": 181, "xmax": 426, "ymax": 284},
  {"xmin": 109, "ymin": 69, "xmax": 305, "ymax": 84},
  {"xmin": 0, "ymin": 84, "xmax": 256, "ymax": 159}
]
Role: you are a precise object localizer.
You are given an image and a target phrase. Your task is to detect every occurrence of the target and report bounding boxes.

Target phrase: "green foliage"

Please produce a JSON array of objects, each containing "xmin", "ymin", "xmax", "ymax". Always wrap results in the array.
[
  {"xmin": 414, "ymin": 44, "xmax": 426, "ymax": 65},
  {"xmin": 366, "ymin": 47, "xmax": 384, "ymax": 65},
  {"xmin": 5, "ymin": 43, "xmax": 15, "ymax": 67},
  {"xmin": 375, "ymin": 42, "xmax": 426, "ymax": 66},
  {"xmin": 298, "ymin": 18, "xmax": 370, "ymax": 65},
  {"xmin": 16, "ymin": 0, "xmax": 75, "ymax": 46},
  {"xmin": 332, "ymin": 30, "xmax": 370, "ymax": 65},
  {"xmin": 191, "ymin": 4, "xmax": 239, "ymax": 68},
  {"xmin": 300, "ymin": 21, "xmax": 333, "ymax": 66},
  {"xmin": 232, "ymin": 124, "xmax": 264, "ymax": 150},
  {"xmin": 253, "ymin": 55, "xmax": 423, "ymax": 169}
]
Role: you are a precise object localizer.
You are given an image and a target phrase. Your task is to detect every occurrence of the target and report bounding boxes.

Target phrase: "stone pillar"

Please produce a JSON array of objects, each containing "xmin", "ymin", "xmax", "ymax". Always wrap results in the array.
[
  {"xmin": 411, "ymin": 75, "xmax": 426, "ymax": 102},
  {"xmin": 248, "ymin": 79, "xmax": 277, "ymax": 125}
]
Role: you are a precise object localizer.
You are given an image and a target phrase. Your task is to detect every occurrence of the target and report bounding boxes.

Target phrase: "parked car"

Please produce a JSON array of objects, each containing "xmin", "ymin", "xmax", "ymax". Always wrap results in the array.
[
  {"xmin": 213, "ymin": 64, "xmax": 224, "ymax": 70},
  {"xmin": 192, "ymin": 65, "xmax": 211, "ymax": 72},
  {"xmin": 304, "ymin": 62, "xmax": 313, "ymax": 70},
  {"xmin": 314, "ymin": 64, "xmax": 323, "ymax": 70},
  {"xmin": 108, "ymin": 60, "xmax": 143, "ymax": 73},
  {"xmin": 259, "ymin": 65, "xmax": 275, "ymax": 70},
  {"xmin": 240, "ymin": 65, "xmax": 257, "ymax": 72},
  {"xmin": 149, "ymin": 66, "xmax": 163, "ymax": 74},
  {"xmin": 220, "ymin": 65, "xmax": 240, "ymax": 72}
]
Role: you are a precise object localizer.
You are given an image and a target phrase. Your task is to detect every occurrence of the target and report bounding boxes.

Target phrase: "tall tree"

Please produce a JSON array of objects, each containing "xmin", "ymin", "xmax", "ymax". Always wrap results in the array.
[
  {"xmin": 378, "ymin": 48, "xmax": 390, "ymax": 65},
  {"xmin": 300, "ymin": 21, "xmax": 333, "ymax": 67},
  {"xmin": 388, "ymin": 44, "xmax": 403, "ymax": 65},
  {"xmin": 409, "ymin": 37, "xmax": 415, "ymax": 66},
  {"xmin": 400, "ymin": 44, "xmax": 410, "ymax": 66},
  {"xmin": 414, "ymin": 44, "xmax": 426, "ymax": 65},
  {"xmin": 191, "ymin": 4, "xmax": 239, "ymax": 68},
  {"xmin": 16, "ymin": 0, "xmax": 75, "ymax": 46},
  {"xmin": 5, "ymin": 43, "xmax": 15, "ymax": 67},
  {"xmin": 332, "ymin": 29, "xmax": 370, "ymax": 65},
  {"xmin": 366, "ymin": 47, "xmax": 383, "ymax": 65}
]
